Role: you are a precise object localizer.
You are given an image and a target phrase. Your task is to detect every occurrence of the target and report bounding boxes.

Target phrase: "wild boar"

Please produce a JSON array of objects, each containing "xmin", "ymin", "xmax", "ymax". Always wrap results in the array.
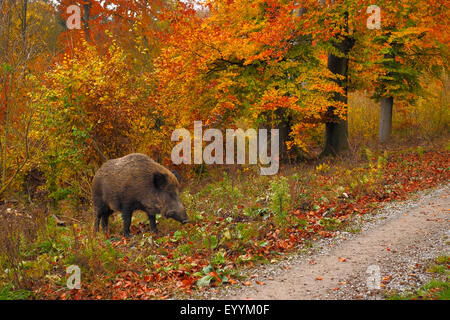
[{"xmin": 92, "ymin": 153, "xmax": 189, "ymax": 237}]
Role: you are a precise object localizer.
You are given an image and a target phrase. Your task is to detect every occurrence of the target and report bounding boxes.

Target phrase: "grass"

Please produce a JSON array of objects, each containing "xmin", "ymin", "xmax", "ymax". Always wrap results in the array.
[
  {"xmin": 0, "ymin": 285, "xmax": 33, "ymax": 300},
  {"xmin": 388, "ymin": 256, "xmax": 450, "ymax": 300}
]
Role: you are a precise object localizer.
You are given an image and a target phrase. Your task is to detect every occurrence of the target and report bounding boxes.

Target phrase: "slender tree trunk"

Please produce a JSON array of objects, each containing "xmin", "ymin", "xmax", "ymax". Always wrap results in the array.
[
  {"xmin": 21, "ymin": 0, "xmax": 28, "ymax": 48},
  {"xmin": 0, "ymin": 0, "xmax": 30, "ymax": 191},
  {"xmin": 2, "ymin": 77, "xmax": 10, "ymax": 186},
  {"xmin": 83, "ymin": 1, "xmax": 92, "ymax": 42},
  {"xmin": 378, "ymin": 51, "xmax": 394, "ymax": 143},
  {"xmin": 379, "ymin": 96, "xmax": 393, "ymax": 143},
  {"xmin": 1, "ymin": 0, "xmax": 13, "ymax": 186}
]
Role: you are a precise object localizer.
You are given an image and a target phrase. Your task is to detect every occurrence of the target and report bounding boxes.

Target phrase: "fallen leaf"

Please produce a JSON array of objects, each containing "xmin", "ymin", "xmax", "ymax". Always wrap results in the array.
[{"xmin": 382, "ymin": 276, "xmax": 391, "ymax": 284}]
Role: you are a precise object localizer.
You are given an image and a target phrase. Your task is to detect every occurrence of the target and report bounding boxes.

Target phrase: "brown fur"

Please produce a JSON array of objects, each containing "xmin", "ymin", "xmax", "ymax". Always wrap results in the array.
[{"xmin": 92, "ymin": 153, "xmax": 189, "ymax": 236}]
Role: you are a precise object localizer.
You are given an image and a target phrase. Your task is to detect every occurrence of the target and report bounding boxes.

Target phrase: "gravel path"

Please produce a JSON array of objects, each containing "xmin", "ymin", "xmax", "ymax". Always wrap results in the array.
[{"xmin": 208, "ymin": 184, "xmax": 449, "ymax": 300}]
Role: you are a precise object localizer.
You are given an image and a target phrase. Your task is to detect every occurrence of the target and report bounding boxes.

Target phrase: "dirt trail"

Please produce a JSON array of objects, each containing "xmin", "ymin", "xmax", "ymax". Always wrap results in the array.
[{"xmin": 216, "ymin": 185, "xmax": 449, "ymax": 300}]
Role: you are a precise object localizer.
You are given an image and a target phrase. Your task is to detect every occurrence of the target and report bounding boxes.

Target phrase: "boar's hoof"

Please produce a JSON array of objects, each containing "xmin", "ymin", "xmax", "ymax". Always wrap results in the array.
[{"xmin": 122, "ymin": 231, "xmax": 131, "ymax": 239}]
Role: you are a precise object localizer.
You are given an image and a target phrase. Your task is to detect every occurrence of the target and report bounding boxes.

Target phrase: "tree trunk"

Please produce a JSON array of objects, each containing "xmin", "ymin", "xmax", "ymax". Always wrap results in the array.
[
  {"xmin": 1, "ymin": 0, "xmax": 13, "ymax": 186},
  {"xmin": 379, "ymin": 96, "xmax": 393, "ymax": 143},
  {"xmin": 323, "ymin": 119, "xmax": 349, "ymax": 156},
  {"xmin": 378, "ymin": 51, "xmax": 394, "ymax": 144},
  {"xmin": 20, "ymin": 0, "xmax": 28, "ymax": 48},
  {"xmin": 258, "ymin": 108, "xmax": 298, "ymax": 163},
  {"xmin": 321, "ymin": 41, "xmax": 352, "ymax": 156},
  {"xmin": 83, "ymin": 1, "xmax": 92, "ymax": 42}
]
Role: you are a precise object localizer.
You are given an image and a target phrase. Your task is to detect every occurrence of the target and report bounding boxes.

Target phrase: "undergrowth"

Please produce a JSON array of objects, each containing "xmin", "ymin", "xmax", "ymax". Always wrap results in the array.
[{"xmin": 0, "ymin": 142, "xmax": 449, "ymax": 299}]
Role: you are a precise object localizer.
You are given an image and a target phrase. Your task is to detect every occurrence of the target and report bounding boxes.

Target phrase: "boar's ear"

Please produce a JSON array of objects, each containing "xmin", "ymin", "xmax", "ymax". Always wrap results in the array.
[
  {"xmin": 171, "ymin": 169, "xmax": 181, "ymax": 183},
  {"xmin": 153, "ymin": 172, "xmax": 168, "ymax": 190}
]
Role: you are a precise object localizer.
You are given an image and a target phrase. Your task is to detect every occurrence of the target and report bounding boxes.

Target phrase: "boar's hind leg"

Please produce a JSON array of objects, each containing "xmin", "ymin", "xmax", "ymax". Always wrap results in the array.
[
  {"xmin": 94, "ymin": 205, "xmax": 112, "ymax": 233},
  {"xmin": 100, "ymin": 212, "xmax": 112, "ymax": 232}
]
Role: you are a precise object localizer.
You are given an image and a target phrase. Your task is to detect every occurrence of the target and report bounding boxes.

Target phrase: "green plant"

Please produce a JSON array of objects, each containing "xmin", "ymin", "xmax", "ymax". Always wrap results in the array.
[
  {"xmin": 235, "ymin": 222, "xmax": 258, "ymax": 241},
  {"xmin": 388, "ymin": 256, "xmax": 449, "ymax": 300},
  {"xmin": 315, "ymin": 163, "xmax": 331, "ymax": 174},
  {"xmin": 388, "ymin": 279, "xmax": 450, "ymax": 300},
  {"xmin": 243, "ymin": 207, "xmax": 271, "ymax": 219},
  {"xmin": 417, "ymin": 146, "xmax": 425, "ymax": 158},
  {"xmin": 318, "ymin": 217, "xmax": 341, "ymax": 231},
  {"xmin": 269, "ymin": 176, "xmax": 291, "ymax": 229},
  {"xmin": 0, "ymin": 285, "xmax": 33, "ymax": 300},
  {"xmin": 194, "ymin": 263, "xmax": 231, "ymax": 288},
  {"xmin": 199, "ymin": 172, "xmax": 243, "ymax": 208},
  {"xmin": 349, "ymin": 149, "xmax": 387, "ymax": 194}
]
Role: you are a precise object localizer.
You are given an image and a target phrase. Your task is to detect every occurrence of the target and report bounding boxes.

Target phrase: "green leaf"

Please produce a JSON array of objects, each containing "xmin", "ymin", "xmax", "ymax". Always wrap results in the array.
[
  {"xmin": 197, "ymin": 275, "xmax": 214, "ymax": 288},
  {"xmin": 202, "ymin": 264, "xmax": 214, "ymax": 274},
  {"xmin": 223, "ymin": 229, "xmax": 232, "ymax": 240}
]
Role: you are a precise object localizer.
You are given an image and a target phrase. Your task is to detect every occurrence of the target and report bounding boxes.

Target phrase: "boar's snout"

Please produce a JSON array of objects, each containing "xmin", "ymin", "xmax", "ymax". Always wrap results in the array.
[
  {"xmin": 166, "ymin": 208, "xmax": 190, "ymax": 224},
  {"xmin": 179, "ymin": 209, "xmax": 191, "ymax": 224},
  {"xmin": 181, "ymin": 215, "xmax": 191, "ymax": 225}
]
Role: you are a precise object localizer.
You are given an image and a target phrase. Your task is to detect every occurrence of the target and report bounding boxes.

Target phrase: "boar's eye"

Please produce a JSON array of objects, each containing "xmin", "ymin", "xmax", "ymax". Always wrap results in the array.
[{"xmin": 168, "ymin": 191, "xmax": 177, "ymax": 199}]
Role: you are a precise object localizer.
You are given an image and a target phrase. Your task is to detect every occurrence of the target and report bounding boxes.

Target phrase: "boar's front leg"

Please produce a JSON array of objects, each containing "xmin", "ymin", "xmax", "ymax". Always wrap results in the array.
[
  {"xmin": 147, "ymin": 213, "xmax": 158, "ymax": 234},
  {"xmin": 149, "ymin": 215, "xmax": 158, "ymax": 234},
  {"xmin": 144, "ymin": 208, "xmax": 158, "ymax": 234},
  {"xmin": 121, "ymin": 210, "xmax": 133, "ymax": 237}
]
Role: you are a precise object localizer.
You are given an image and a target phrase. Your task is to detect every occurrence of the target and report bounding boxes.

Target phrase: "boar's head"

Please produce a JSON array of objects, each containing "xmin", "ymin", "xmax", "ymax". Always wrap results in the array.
[{"xmin": 153, "ymin": 172, "xmax": 190, "ymax": 224}]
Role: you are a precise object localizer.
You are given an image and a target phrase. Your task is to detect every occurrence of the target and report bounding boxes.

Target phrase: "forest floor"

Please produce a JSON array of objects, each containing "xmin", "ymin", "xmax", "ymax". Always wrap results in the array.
[
  {"xmin": 204, "ymin": 184, "xmax": 449, "ymax": 300},
  {"xmin": 1, "ymin": 142, "xmax": 449, "ymax": 300}
]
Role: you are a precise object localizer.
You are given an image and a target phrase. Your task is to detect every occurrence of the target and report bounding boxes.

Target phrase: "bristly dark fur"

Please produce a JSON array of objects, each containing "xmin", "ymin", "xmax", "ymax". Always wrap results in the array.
[{"xmin": 92, "ymin": 153, "xmax": 189, "ymax": 236}]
